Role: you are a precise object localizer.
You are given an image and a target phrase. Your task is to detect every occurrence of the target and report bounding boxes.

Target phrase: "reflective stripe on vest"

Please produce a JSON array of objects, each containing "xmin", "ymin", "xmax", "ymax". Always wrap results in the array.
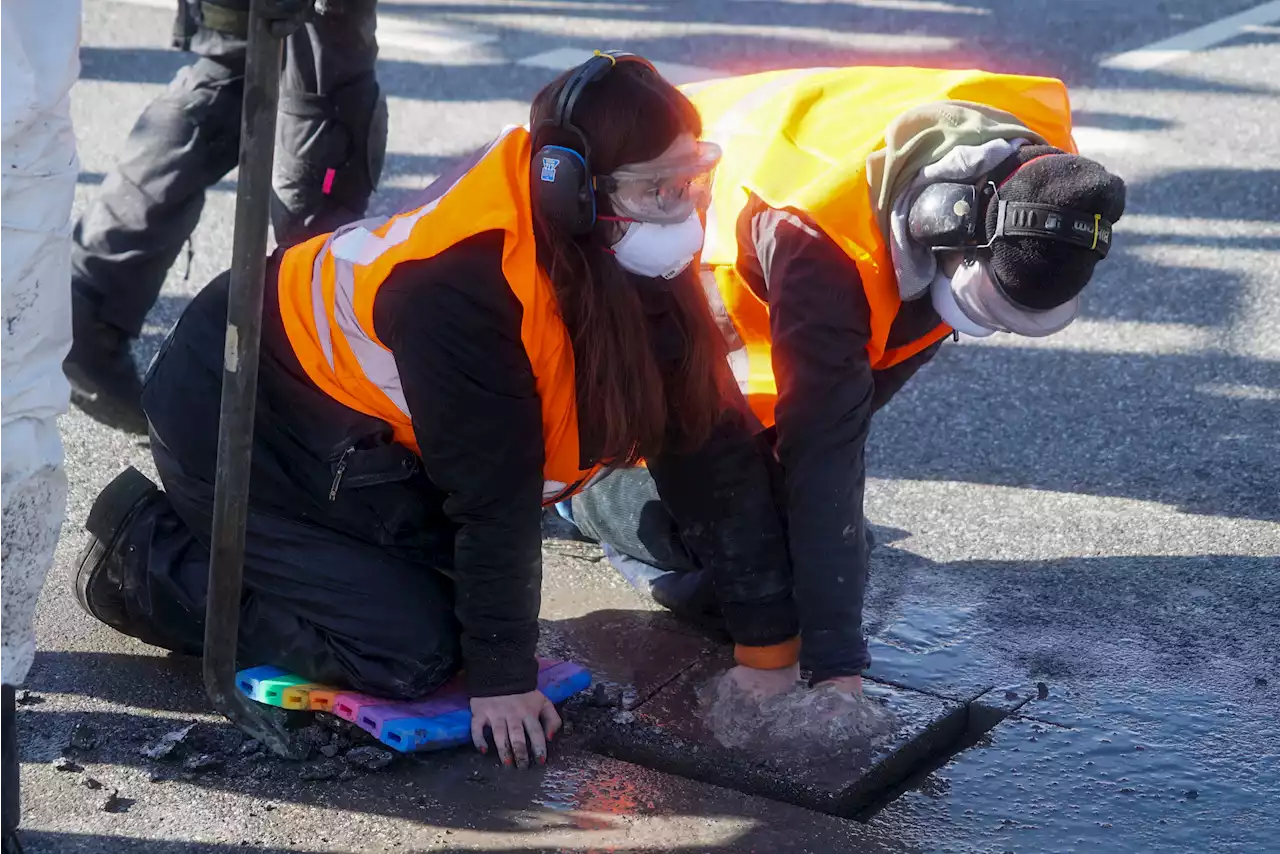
[
  {"xmin": 277, "ymin": 126, "xmax": 601, "ymax": 502},
  {"xmin": 684, "ymin": 67, "xmax": 1077, "ymax": 426}
]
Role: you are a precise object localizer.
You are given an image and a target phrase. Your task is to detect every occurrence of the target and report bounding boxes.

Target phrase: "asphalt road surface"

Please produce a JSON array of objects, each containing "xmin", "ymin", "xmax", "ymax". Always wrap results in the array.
[{"xmin": 14, "ymin": 1, "xmax": 1280, "ymax": 851}]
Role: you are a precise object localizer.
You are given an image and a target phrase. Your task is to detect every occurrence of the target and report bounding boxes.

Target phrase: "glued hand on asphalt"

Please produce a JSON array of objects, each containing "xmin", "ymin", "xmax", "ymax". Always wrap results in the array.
[
  {"xmin": 470, "ymin": 690, "xmax": 561, "ymax": 768},
  {"xmin": 816, "ymin": 675, "xmax": 864, "ymax": 696},
  {"xmin": 724, "ymin": 662, "xmax": 802, "ymax": 701}
]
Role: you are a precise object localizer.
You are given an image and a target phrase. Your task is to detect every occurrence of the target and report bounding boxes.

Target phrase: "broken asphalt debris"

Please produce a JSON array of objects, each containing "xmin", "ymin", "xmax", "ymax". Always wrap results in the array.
[
  {"xmin": 15, "ymin": 690, "xmax": 42, "ymax": 706},
  {"xmin": 1036, "ymin": 682, "xmax": 1050, "ymax": 700},
  {"xmin": 67, "ymin": 723, "xmax": 98, "ymax": 751},
  {"xmin": 52, "ymin": 756, "xmax": 83, "ymax": 773},
  {"xmin": 140, "ymin": 722, "xmax": 197, "ymax": 760},
  {"xmin": 297, "ymin": 724, "xmax": 331, "ymax": 750},
  {"xmin": 344, "ymin": 746, "xmax": 395, "ymax": 771},
  {"xmin": 100, "ymin": 788, "xmax": 127, "ymax": 813},
  {"xmin": 588, "ymin": 683, "xmax": 624, "ymax": 708},
  {"xmin": 182, "ymin": 753, "xmax": 224, "ymax": 773},
  {"xmin": 300, "ymin": 761, "xmax": 343, "ymax": 781},
  {"xmin": 81, "ymin": 777, "xmax": 104, "ymax": 791}
]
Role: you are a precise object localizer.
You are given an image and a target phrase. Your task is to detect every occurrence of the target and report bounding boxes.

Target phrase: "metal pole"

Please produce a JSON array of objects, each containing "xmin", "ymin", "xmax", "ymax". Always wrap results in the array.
[{"xmin": 202, "ymin": 0, "xmax": 307, "ymax": 760}]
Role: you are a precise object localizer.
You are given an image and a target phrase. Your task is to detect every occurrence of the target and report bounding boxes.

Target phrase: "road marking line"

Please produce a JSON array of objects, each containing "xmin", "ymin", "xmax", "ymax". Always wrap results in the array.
[
  {"xmin": 1071, "ymin": 126, "xmax": 1148, "ymax": 155},
  {"xmin": 1197, "ymin": 383, "xmax": 1280, "ymax": 402},
  {"xmin": 1099, "ymin": 1, "xmax": 1280, "ymax": 71},
  {"xmin": 1119, "ymin": 214, "xmax": 1280, "ymax": 239},
  {"xmin": 375, "ymin": 17, "xmax": 498, "ymax": 55},
  {"xmin": 516, "ymin": 48, "xmax": 723, "ymax": 86},
  {"xmin": 518, "ymin": 54, "xmax": 1153, "ymax": 154},
  {"xmin": 725, "ymin": 0, "xmax": 987, "ymax": 12},
  {"xmin": 104, "ymin": 0, "xmax": 496, "ymax": 56}
]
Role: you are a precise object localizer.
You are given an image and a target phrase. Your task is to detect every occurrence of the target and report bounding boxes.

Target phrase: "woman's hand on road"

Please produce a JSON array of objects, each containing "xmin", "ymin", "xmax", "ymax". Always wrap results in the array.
[
  {"xmin": 724, "ymin": 662, "xmax": 801, "ymax": 700},
  {"xmin": 470, "ymin": 690, "xmax": 561, "ymax": 768}
]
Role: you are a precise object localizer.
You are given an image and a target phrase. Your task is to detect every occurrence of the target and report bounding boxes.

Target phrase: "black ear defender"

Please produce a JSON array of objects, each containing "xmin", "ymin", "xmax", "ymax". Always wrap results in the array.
[
  {"xmin": 530, "ymin": 50, "xmax": 658, "ymax": 236},
  {"xmin": 908, "ymin": 181, "xmax": 1114, "ymax": 259}
]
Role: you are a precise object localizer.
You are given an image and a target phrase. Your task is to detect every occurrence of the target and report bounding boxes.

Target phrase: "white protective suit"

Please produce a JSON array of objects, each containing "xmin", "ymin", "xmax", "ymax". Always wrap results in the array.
[{"xmin": 1, "ymin": 0, "xmax": 82, "ymax": 687}]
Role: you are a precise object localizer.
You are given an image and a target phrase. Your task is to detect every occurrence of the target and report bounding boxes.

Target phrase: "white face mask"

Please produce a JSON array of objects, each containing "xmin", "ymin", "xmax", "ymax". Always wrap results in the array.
[
  {"xmin": 930, "ymin": 270, "xmax": 996, "ymax": 338},
  {"xmin": 610, "ymin": 213, "xmax": 704, "ymax": 279}
]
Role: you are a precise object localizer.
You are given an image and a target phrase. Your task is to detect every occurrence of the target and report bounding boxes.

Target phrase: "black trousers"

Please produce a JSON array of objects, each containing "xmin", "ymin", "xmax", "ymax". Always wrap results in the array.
[
  {"xmin": 115, "ymin": 429, "xmax": 462, "ymax": 700},
  {"xmin": 72, "ymin": 1, "xmax": 387, "ymax": 337},
  {"xmin": 0, "ymin": 686, "xmax": 15, "ymax": 839}
]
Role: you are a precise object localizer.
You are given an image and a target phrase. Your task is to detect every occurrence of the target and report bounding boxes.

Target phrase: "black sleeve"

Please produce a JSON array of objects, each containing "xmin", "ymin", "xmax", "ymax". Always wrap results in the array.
[
  {"xmin": 373, "ymin": 232, "xmax": 543, "ymax": 698},
  {"xmin": 872, "ymin": 340, "xmax": 943, "ymax": 413},
  {"xmin": 633, "ymin": 268, "xmax": 800, "ymax": 648},
  {"xmin": 751, "ymin": 206, "xmax": 876, "ymax": 683}
]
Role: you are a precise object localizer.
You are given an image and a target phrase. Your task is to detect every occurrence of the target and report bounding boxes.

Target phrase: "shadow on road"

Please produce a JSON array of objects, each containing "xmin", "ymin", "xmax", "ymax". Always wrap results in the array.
[
  {"xmin": 866, "ymin": 162, "xmax": 1280, "ymax": 521},
  {"xmin": 23, "ymin": 833, "xmax": 327, "ymax": 854}
]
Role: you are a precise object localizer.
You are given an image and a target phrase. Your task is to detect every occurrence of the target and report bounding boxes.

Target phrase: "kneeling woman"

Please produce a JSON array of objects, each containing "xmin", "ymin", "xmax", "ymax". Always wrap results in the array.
[{"xmin": 74, "ymin": 54, "xmax": 800, "ymax": 768}]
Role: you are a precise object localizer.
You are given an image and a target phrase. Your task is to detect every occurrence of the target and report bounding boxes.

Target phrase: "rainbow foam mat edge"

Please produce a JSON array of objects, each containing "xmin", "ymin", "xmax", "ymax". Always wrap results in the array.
[{"xmin": 236, "ymin": 659, "xmax": 592, "ymax": 753}]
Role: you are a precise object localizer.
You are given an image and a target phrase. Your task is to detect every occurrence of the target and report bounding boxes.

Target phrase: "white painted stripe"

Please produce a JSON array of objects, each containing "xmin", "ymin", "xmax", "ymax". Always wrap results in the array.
[
  {"xmin": 374, "ymin": 17, "xmax": 497, "ymax": 55},
  {"xmin": 1119, "ymin": 213, "xmax": 1280, "ymax": 239},
  {"xmin": 726, "ymin": 0, "xmax": 988, "ymax": 12},
  {"xmin": 1099, "ymin": 1, "xmax": 1280, "ymax": 71},
  {"xmin": 1071, "ymin": 126, "xmax": 1148, "ymax": 155},
  {"xmin": 105, "ymin": 0, "xmax": 495, "ymax": 56},
  {"xmin": 1196, "ymin": 383, "xmax": 1280, "ymax": 402},
  {"xmin": 102, "ymin": 0, "xmax": 177, "ymax": 9},
  {"xmin": 516, "ymin": 48, "xmax": 722, "ymax": 86},
  {"xmin": 968, "ymin": 319, "xmax": 1215, "ymax": 356}
]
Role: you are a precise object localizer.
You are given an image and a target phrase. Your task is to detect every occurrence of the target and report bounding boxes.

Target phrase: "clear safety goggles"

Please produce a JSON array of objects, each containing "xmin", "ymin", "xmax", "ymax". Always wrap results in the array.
[{"xmin": 596, "ymin": 141, "xmax": 722, "ymax": 224}]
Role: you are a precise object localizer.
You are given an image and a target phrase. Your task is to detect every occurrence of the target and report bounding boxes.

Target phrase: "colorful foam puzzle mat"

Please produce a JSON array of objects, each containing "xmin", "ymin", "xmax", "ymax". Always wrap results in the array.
[{"xmin": 236, "ymin": 658, "xmax": 592, "ymax": 753}]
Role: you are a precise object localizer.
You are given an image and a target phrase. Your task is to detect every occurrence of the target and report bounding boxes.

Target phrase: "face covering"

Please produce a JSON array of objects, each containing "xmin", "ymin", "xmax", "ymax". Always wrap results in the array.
[
  {"xmin": 951, "ymin": 257, "xmax": 1079, "ymax": 338},
  {"xmin": 610, "ymin": 212, "xmax": 704, "ymax": 280},
  {"xmin": 931, "ymin": 270, "xmax": 996, "ymax": 338}
]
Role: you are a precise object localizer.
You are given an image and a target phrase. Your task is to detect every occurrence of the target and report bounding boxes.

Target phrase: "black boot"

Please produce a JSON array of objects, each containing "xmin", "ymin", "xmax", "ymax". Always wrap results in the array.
[
  {"xmin": 2, "ymin": 685, "xmax": 20, "ymax": 854},
  {"xmin": 64, "ymin": 288, "xmax": 149, "ymax": 435},
  {"xmin": 73, "ymin": 467, "xmax": 170, "ymax": 647}
]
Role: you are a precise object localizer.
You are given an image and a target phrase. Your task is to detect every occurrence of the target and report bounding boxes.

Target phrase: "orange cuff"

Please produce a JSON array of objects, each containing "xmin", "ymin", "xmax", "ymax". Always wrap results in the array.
[{"xmin": 734, "ymin": 636, "xmax": 801, "ymax": 670}]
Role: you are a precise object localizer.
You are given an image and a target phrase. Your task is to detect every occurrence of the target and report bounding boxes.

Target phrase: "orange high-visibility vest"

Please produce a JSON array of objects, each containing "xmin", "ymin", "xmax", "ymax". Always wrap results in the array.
[
  {"xmin": 277, "ymin": 126, "xmax": 599, "ymax": 503},
  {"xmin": 685, "ymin": 67, "xmax": 1077, "ymax": 426}
]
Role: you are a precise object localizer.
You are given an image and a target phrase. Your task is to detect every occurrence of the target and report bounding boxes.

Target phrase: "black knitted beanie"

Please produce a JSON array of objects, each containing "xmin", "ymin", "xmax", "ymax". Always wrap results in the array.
[{"xmin": 982, "ymin": 145, "xmax": 1127, "ymax": 311}]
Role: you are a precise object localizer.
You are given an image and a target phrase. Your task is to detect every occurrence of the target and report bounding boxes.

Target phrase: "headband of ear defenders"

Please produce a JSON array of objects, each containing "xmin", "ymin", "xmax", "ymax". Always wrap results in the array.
[
  {"xmin": 531, "ymin": 50, "xmax": 659, "ymax": 235},
  {"xmin": 908, "ymin": 182, "xmax": 1114, "ymax": 259},
  {"xmin": 533, "ymin": 50, "xmax": 658, "ymax": 157}
]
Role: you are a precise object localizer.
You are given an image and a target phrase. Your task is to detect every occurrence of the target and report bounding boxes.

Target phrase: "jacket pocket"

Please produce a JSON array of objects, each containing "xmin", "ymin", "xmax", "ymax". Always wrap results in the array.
[
  {"xmin": 326, "ymin": 433, "xmax": 420, "ymax": 499},
  {"xmin": 323, "ymin": 429, "xmax": 448, "ymax": 556}
]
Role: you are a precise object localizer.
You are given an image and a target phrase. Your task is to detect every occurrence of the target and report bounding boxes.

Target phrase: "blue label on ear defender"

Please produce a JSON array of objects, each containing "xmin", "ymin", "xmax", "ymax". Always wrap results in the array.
[{"xmin": 540, "ymin": 157, "xmax": 560, "ymax": 183}]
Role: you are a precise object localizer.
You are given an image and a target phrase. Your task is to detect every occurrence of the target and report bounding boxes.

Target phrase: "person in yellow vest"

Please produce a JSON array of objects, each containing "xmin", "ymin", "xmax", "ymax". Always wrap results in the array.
[
  {"xmin": 567, "ymin": 66, "xmax": 1127, "ymax": 699},
  {"xmin": 70, "ymin": 53, "xmax": 804, "ymax": 769}
]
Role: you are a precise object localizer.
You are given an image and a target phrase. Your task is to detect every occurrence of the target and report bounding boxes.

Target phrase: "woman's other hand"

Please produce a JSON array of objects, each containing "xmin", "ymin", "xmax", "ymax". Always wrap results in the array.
[{"xmin": 470, "ymin": 690, "xmax": 561, "ymax": 768}]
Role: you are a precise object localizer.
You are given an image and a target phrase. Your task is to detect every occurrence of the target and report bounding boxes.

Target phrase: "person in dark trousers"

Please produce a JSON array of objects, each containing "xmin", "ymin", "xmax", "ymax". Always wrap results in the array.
[
  {"xmin": 65, "ymin": 0, "xmax": 387, "ymax": 434},
  {"xmin": 568, "ymin": 66, "xmax": 1127, "ymax": 700},
  {"xmin": 73, "ymin": 53, "xmax": 802, "ymax": 769}
]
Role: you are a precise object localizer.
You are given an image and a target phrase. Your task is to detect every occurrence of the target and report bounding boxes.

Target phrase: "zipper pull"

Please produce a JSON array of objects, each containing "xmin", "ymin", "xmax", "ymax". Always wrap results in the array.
[{"xmin": 329, "ymin": 447, "xmax": 355, "ymax": 501}]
